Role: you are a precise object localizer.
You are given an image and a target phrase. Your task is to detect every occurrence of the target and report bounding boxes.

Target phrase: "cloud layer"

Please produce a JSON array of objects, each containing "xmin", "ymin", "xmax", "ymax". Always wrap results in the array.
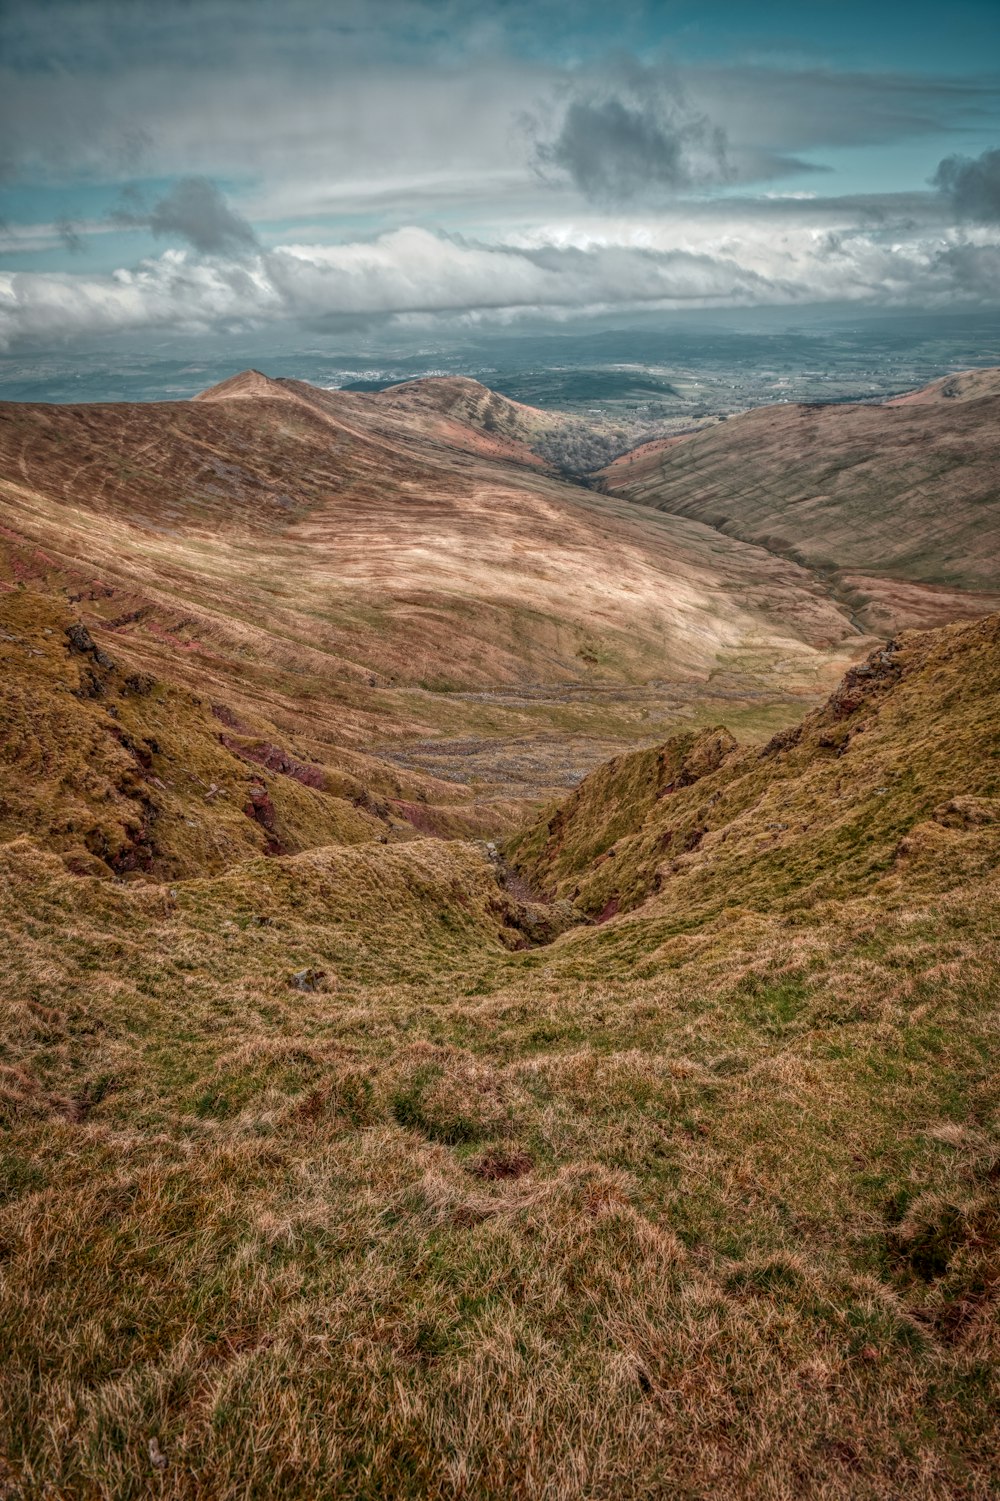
[
  {"xmin": 2, "ymin": 3, "xmax": 999, "ymax": 350},
  {"xmin": 3, "ymin": 214, "xmax": 999, "ymax": 351}
]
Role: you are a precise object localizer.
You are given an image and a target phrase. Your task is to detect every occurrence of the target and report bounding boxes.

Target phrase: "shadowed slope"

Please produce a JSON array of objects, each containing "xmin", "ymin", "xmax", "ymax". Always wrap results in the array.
[{"xmin": 601, "ymin": 370, "xmax": 1000, "ymax": 633}]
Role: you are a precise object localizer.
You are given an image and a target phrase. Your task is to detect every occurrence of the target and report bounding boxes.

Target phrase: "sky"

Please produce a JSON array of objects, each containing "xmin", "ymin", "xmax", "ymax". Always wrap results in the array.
[{"xmin": 1, "ymin": 0, "xmax": 999, "ymax": 354}]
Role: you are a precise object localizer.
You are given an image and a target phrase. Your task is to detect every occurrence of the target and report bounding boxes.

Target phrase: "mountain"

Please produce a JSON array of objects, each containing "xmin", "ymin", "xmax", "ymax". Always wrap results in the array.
[
  {"xmin": 0, "ymin": 372, "xmax": 872, "ymax": 874},
  {"xmin": 196, "ymin": 369, "xmax": 560, "ymax": 468},
  {"xmin": 600, "ymin": 368, "xmax": 1000, "ymax": 634}
]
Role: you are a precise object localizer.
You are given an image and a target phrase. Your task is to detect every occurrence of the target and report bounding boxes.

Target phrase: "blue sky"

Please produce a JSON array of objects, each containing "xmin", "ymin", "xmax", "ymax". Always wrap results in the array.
[{"xmin": 1, "ymin": 0, "xmax": 998, "ymax": 349}]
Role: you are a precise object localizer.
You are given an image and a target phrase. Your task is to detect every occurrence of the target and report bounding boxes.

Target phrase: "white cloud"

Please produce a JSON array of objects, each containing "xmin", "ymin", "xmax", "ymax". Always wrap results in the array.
[{"xmin": 2, "ymin": 219, "xmax": 999, "ymax": 351}]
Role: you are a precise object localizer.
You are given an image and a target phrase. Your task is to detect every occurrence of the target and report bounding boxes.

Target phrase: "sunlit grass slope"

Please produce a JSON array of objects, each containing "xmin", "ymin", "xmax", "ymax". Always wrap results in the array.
[
  {"xmin": 1, "ymin": 613, "xmax": 997, "ymax": 1499},
  {"xmin": 0, "ymin": 373, "xmax": 867, "ymax": 817},
  {"xmin": 512, "ymin": 612, "xmax": 1000, "ymax": 927},
  {"xmin": 601, "ymin": 372, "xmax": 1000, "ymax": 634}
]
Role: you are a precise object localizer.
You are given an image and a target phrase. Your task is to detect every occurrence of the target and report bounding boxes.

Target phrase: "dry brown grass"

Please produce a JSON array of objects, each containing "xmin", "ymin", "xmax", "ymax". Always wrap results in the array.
[
  {"xmin": 601, "ymin": 378, "xmax": 1000, "ymax": 632},
  {"xmin": 1, "ymin": 611, "xmax": 998, "ymax": 1497},
  {"xmin": 0, "ymin": 375, "xmax": 867, "ymax": 821},
  {"xmin": 512, "ymin": 613, "xmax": 1000, "ymax": 930},
  {"xmin": 1, "ymin": 379, "xmax": 998, "ymax": 1497}
]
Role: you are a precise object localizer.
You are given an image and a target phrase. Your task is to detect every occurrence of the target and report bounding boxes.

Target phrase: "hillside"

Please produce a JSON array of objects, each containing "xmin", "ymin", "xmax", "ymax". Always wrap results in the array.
[
  {"xmin": 2, "ymin": 372, "xmax": 1000, "ymax": 1496},
  {"xmin": 197, "ymin": 370, "xmax": 560, "ymax": 469},
  {"xmin": 512, "ymin": 612, "xmax": 1000, "ymax": 926},
  {"xmin": 601, "ymin": 370, "xmax": 1000, "ymax": 634},
  {"xmin": 0, "ymin": 373, "xmax": 870, "ymax": 861},
  {"xmin": 2, "ymin": 611, "xmax": 998, "ymax": 1498},
  {"xmin": 367, "ymin": 374, "xmax": 561, "ymax": 465},
  {"xmin": 884, "ymin": 367, "xmax": 1000, "ymax": 404},
  {"xmin": 366, "ymin": 375, "xmax": 667, "ymax": 476}
]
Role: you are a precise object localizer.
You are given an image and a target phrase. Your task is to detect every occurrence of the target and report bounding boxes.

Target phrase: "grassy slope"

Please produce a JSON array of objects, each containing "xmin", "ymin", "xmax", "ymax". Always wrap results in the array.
[
  {"xmin": 600, "ymin": 378, "xmax": 1000, "ymax": 632},
  {"xmin": 1, "ymin": 613, "xmax": 998, "ymax": 1499},
  {"xmin": 511, "ymin": 613, "xmax": 1000, "ymax": 925},
  {"xmin": 0, "ymin": 586, "xmax": 503, "ymax": 879}
]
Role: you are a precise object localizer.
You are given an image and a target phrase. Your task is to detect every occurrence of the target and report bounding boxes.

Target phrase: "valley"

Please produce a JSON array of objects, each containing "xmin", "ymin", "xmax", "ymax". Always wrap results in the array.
[
  {"xmin": 0, "ymin": 369, "xmax": 867, "ymax": 865},
  {"xmin": 0, "ymin": 369, "xmax": 998, "ymax": 1499}
]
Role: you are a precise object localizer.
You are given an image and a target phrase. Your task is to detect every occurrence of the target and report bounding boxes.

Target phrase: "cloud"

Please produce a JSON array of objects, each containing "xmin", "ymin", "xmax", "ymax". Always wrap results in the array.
[
  {"xmin": 534, "ymin": 85, "xmax": 729, "ymax": 204},
  {"xmin": 932, "ymin": 148, "xmax": 1000, "ymax": 223},
  {"xmin": 528, "ymin": 59, "xmax": 871, "ymax": 206},
  {"xmin": 6, "ymin": 4, "xmax": 994, "ymax": 216},
  {"xmin": 3, "ymin": 218, "xmax": 1000, "ymax": 352},
  {"xmin": 690, "ymin": 66, "xmax": 1000, "ymax": 152},
  {"xmin": 931, "ymin": 239, "xmax": 1000, "ymax": 295},
  {"xmin": 111, "ymin": 177, "xmax": 259, "ymax": 256}
]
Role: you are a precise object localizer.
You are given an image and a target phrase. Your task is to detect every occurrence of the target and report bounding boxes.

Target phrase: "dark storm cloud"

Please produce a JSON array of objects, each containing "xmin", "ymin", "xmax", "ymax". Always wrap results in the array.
[
  {"xmin": 932, "ymin": 148, "xmax": 1000, "ymax": 223},
  {"xmin": 932, "ymin": 240, "xmax": 1000, "ymax": 294},
  {"xmin": 529, "ymin": 59, "xmax": 848, "ymax": 206},
  {"xmin": 111, "ymin": 178, "xmax": 258, "ymax": 256},
  {"xmin": 535, "ymin": 94, "xmax": 728, "ymax": 202},
  {"xmin": 529, "ymin": 60, "xmax": 735, "ymax": 205}
]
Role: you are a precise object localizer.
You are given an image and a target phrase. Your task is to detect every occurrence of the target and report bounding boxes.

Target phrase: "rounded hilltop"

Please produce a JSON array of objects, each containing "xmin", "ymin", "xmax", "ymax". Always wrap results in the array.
[{"xmin": 193, "ymin": 369, "xmax": 292, "ymax": 402}]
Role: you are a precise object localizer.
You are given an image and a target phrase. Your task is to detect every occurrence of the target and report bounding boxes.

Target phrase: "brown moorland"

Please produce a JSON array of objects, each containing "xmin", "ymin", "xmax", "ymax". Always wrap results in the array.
[
  {"xmin": 0, "ymin": 372, "xmax": 998, "ymax": 1499},
  {"xmin": 600, "ymin": 370, "xmax": 1000, "ymax": 635},
  {"xmin": 1, "ymin": 371, "xmax": 867, "ymax": 861},
  {"xmin": 1, "ymin": 609, "xmax": 998, "ymax": 1500}
]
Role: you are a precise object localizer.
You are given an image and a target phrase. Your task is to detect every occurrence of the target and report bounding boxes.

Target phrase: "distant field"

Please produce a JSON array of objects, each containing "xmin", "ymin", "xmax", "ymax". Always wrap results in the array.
[{"xmin": 4, "ymin": 307, "xmax": 1000, "ymax": 410}]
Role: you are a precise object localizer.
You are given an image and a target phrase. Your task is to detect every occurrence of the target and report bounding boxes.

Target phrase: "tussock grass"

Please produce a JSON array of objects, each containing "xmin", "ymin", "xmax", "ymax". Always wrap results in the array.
[
  {"xmin": 1, "ymin": 386, "xmax": 999, "ymax": 1494},
  {"xmin": 1, "ymin": 616, "xmax": 999, "ymax": 1496}
]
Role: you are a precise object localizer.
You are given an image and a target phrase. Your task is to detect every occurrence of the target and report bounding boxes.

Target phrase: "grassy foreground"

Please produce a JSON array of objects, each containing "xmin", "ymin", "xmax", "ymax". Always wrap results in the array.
[{"xmin": 1, "ymin": 615, "xmax": 998, "ymax": 1499}]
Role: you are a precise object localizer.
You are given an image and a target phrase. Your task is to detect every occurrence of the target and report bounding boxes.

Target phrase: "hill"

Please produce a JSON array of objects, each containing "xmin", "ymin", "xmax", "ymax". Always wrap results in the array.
[
  {"xmin": 601, "ymin": 369, "xmax": 1000, "ymax": 634},
  {"xmin": 0, "ymin": 373, "xmax": 870, "ymax": 868},
  {"xmin": 368, "ymin": 374, "xmax": 561, "ymax": 465},
  {"xmin": 1, "ymin": 611, "xmax": 998, "ymax": 1498},
  {"xmin": 884, "ymin": 367, "xmax": 1000, "ymax": 404},
  {"xmin": 196, "ymin": 370, "xmax": 559, "ymax": 469},
  {"xmin": 366, "ymin": 375, "xmax": 665, "ymax": 475}
]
